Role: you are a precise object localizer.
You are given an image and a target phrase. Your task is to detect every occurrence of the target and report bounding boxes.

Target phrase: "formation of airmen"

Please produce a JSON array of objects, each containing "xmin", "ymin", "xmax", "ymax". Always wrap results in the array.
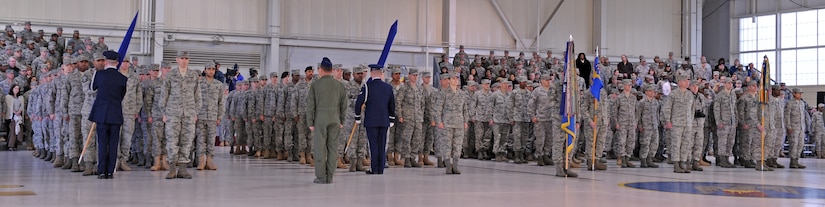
[{"xmin": 5, "ymin": 22, "xmax": 825, "ymax": 178}]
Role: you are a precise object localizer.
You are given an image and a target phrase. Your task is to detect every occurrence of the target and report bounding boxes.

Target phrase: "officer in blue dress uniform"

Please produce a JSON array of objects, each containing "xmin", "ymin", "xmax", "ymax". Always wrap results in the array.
[
  {"xmin": 354, "ymin": 64, "xmax": 396, "ymax": 174},
  {"xmin": 88, "ymin": 50, "xmax": 127, "ymax": 179}
]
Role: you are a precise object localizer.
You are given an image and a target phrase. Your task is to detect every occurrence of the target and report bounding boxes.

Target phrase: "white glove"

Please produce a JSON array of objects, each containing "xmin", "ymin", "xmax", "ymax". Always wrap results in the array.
[
  {"xmin": 389, "ymin": 123, "xmax": 395, "ymax": 128},
  {"xmin": 355, "ymin": 120, "xmax": 361, "ymax": 124}
]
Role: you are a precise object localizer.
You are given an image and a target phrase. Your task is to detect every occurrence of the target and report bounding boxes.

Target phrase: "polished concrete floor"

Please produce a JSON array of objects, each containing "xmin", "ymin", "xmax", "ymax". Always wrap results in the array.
[{"xmin": 1, "ymin": 147, "xmax": 824, "ymax": 207}]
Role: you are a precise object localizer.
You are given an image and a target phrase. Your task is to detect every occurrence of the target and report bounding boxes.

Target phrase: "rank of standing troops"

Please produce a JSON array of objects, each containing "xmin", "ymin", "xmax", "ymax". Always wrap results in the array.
[{"xmin": 8, "ymin": 24, "xmax": 825, "ymax": 178}]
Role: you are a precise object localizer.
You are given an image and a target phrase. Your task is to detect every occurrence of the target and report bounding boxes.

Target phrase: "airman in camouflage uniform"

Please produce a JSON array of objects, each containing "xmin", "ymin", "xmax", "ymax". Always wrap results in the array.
[
  {"xmin": 490, "ymin": 82, "xmax": 512, "ymax": 162},
  {"xmin": 345, "ymin": 67, "xmax": 368, "ymax": 170},
  {"xmin": 80, "ymin": 53, "xmax": 104, "ymax": 175},
  {"xmin": 118, "ymin": 59, "xmax": 143, "ymax": 171},
  {"xmin": 473, "ymin": 79, "xmax": 494, "ymax": 160},
  {"xmin": 28, "ymin": 81, "xmax": 43, "ymax": 159},
  {"xmin": 253, "ymin": 76, "xmax": 268, "ymax": 158},
  {"xmin": 812, "ymin": 104, "xmax": 825, "ymax": 159},
  {"xmin": 420, "ymin": 72, "xmax": 437, "ymax": 166},
  {"xmin": 396, "ymin": 68, "xmax": 425, "ymax": 167},
  {"xmin": 291, "ymin": 73, "xmax": 312, "ymax": 164},
  {"xmin": 663, "ymin": 75, "xmax": 695, "ymax": 173},
  {"xmin": 689, "ymin": 80, "xmax": 708, "ymax": 171},
  {"xmin": 766, "ymin": 86, "xmax": 786, "ymax": 168},
  {"xmin": 386, "ymin": 67, "xmax": 404, "ymax": 166},
  {"xmin": 245, "ymin": 77, "xmax": 262, "ymax": 157},
  {"xmin": 529, "ymin": 74, "xmax": 557, "ymax": 166},
  {"xmin": 53, "ymin": 62, "xmax": 71, "ymax": 168},
  {"xmin": 65, "ymin": 56, "xmax": 87, "ymax": 172},
  {"xmin": 140, "ymin": 65, "xmax": 158, "ymax": 169},
  {"xmin": 510, "ymin": 78, "xmax": 532, "ymax": 163},
  {"xmin": 612, "ymin": 79, "xmax": 640, "ymax": 168},
  {"xmin": 584, "ymin": 88, "xmax": 610, "ymax": 170},
  {"xmin": 433, "ymin": 73, "xmax": 469, "ymax": 174},
  {"xmin": 160, "ymin": 51, "xmax": 201, "ymax": 179},
  {"xmin": 195, "ymin": 62, "xmax": 225, "ymax": 170},
  {"xmin": 713, "ymin": 79, "xmax": 737, "ymax": 168},
  {"xmin": 740, "ymin": 81, "xmax": 767, "ymax": 170},
  {"xmin": 785, "ymin": 88, "xmax": 807, "ymax": 169},
  {"xmin": 283, "ymin": 70, "xmax": 300, "ymax": 161},
  {"xmin": 149, "ymin": 62, "xmax": 171, "ymax": 171},
  {"xmin": 230, "ymin": 81, "xmax": 249, "ymax": 155},
  {"xmin": 263, "ymin": 72, "xmax": 279, "ymax": 159},
  {"xmin": 274, "ymin": 72, "xmax": 290, "ymax": 160}
]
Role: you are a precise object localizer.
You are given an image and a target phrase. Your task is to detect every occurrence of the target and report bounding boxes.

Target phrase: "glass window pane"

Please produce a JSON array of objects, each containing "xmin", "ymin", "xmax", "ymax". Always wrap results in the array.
[
  {"xmin": 782, "ymin": 13, "xmax": 797, "ymax": 48},
  {"xmin": 796, "ymin": 48, "xmax": 817, "ymax": 85},
  {"xmin": 819, "ymin": 9, "xmax": 825, "ymax": 46},
  {"xmin": 798, "ymin": 11, "xmax": 818, "ymax": 48},
  {"xmin": 781, "ymin": 50, "xmax": 797, "ymax": 86},
  {"xmin": 757, "ymin": 15, "xmax": 776, "ymax": 50},
  {"xmin": 819, "ymin": 48, "xmax": 825, "ymax": 84},
  {"xmin": 740, "ymin": 18, "xmax": 757, "ymax": 52}
]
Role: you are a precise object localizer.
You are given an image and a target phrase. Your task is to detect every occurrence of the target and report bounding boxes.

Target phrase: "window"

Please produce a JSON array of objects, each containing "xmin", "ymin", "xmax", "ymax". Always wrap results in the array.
[{"xmin": 737, "ymin": 9, "xmax": 825, "ymax": 86}]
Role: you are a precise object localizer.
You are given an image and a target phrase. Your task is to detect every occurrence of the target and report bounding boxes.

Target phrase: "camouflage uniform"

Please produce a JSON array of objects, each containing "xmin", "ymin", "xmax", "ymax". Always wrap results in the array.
[
  {"xmin": 739, "ymin": 92, "xmax": 760, "ymax": 162},
  {"xmin": 344, "ymin": 79, "xmax": 366, "ymax": 159},
  {"xmin": 28, "ymin": 86, "xmax": 42, "ymax": 153},
  {"xmin": 120, "ymin": 70, "xmax": 143, "ymax": 162},
  {"xmin": 510, "ymin": 86, "xmax": 532, "ymax": 154},
  {"xmin": 248, "ymin": 81, "xmax": 265, "ymax": 154},
  {"xmin": 691, "ymin": 91, "xmax": 709, "ymax": 161},
  {"xmin": 291, "ymin": 79, "xmax": 311, "ymax": 155},
  {"xmin": 274, "ymin": 81, "xmax": 289, "ymax": 155},
  {"xmin": 663, "ymin": 88, "xmax": 695, "ymax": 162},
  {"xmin": 66, "ymin": 69, "xmax": 84, "ymax": 162},
  {"xmin": 611, "ymin": 90, "xmax": 640, "ymax": 158},
  {"xmin": 151, "ymin": 74, "xmax": 167, "ymax": 157},
  {"xmin": 785, "ymin": 98, "xmax": 806, "ymax": 159},
  {"xmin": 262, "ymin": 77, "xmax": 278, "ymax": 154},
  {"xmin": 161, "ymin": 68, "xmax": 202, "ymax": 165},
  {"xmin": 230, "ymin": 86, "xmax": 248, "ymax": 147},
  {"xmin": 388, "ymin": 81, "xmax": 404, "ymax": 157},
  {"xmin": 53, "ymin": 72, "xmax": 68, "ymax": 160},
  {"xmin": 433, "ymin": 86, "xmax": 469, "ymax": 160},
  {"xmin": 767, "ymin": 96, "xmax": 785, "ymax": 160},
  {"xmin": 196, "ymin": 78, "xmax": 225, "ymax": 157},
  {"xmin": 396, "ymin": 78, "xmax": 425, "ymax": 160},
  {"xmin": 81, "ymin": 69, "xmax": 98, "ymax": 164},
  {"xmin": 473, "ymin": 87, "xmax": 494, "ymax": 155},
  {"xmin": 422, "ymin": 83, "xmax": 438, "ymax": 155},
  {"xmin": 585, "ymin": 89, "xmax": 610, "ymax": 160},
  {"xmin": 491, "ymin": 89, "xmax": 512, "ymax": 155},
  {"xmin": 282, "ymin": 80, "xmax": 295, "ymax": 156},
  {"xmin": 529, "ymin": 83, "xmax": 557, "ymax": 159},
  {"xmin": 811, "ymin": 109, "xmax": 824, "ymax": 157},
  {"xmin": 713, "ymin": 88, "xmax": 737, "ymax": 157},
  {"xmin": 140, "ymin": 75, "xmax": 155, "ymax": 159}
]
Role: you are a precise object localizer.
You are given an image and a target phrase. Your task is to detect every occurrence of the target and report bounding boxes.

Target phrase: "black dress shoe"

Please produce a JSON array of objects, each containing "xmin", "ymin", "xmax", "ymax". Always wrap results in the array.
[
  {"xmin": 365, "ymin": 170, "xmax": 374, "ymax": 175},
  {"xmin": 98, "ymin": 174, "xmax": 107, "ymax": 179},
  {"xmin": 106, "ymin": 174, "xmax": 114, "ymax": 179}
]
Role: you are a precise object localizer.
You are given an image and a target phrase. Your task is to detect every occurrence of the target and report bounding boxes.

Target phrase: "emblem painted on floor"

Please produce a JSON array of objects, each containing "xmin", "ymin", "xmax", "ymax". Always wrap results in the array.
[
  {"xmin": 620, "ymin": 182, "xmax": 825, "ymax": 199},
  {"xmin": 0, "ymin": 185, "xmax": 35, "ymax": 196}
]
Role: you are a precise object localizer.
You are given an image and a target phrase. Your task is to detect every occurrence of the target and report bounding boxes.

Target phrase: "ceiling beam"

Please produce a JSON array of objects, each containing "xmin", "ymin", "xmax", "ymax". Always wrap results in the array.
[
  {"xmin": 531, "ymin": 0, "xmax": 565, "ymax": 48},
  {"xmin": 490, "ymin": 0, "xmax": 526, "ymax": 49}
]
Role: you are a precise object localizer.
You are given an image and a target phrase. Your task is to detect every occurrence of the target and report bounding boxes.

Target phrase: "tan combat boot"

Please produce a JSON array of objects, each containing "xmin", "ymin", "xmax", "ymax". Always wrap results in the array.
[
  {"xmin": 196, "ymin": 155, "xmax": 206, "ymax": 170},
  {"xmin": 299, "ymin": 152, "xmax": 307, "ymax": 164},
  {"xmin": 307, "ymin": 153, "xmax": 315, "ymax": 166},
  {"xmin": 423, "ymin": 154, "xmax": 434, "ymax": 166},
  {"xmin": 205, "ymin": 156, "xmax": 218, "ymax": 170},
  {"xmin": 150, "ymin": 156, "xmax": 162, "ymax": 171},
  {"xmin": 387, "ymin": 152, "xmax": 396, "ymax": 166},
  {"xmin": 337, "ymin": 157, "xmax": 347, "ymax": 169},
  {"xmin": 394, "ymin": 152, "xmax": 403, "ymax": 166}
]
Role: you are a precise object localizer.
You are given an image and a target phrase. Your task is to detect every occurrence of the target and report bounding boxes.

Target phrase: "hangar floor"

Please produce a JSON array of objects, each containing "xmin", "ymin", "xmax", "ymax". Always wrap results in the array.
[{"xmin": 1, "ymin": 147, "xmax": 823, "ymax": 207}]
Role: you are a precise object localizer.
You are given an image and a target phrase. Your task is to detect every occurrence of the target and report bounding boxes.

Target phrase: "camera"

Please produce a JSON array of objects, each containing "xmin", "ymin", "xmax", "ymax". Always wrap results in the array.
[{"xmin": 694, "ymin": 110, "xmax": 706, "ymax": 118}]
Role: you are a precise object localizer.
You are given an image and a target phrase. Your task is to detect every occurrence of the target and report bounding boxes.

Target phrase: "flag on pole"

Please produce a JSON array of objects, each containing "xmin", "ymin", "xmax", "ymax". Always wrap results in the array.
[
  {"xmin": 117, "ymin": 11, "xmax": 139, "ymax": 69},
  {"xmin": 376, "ymin": 20, "xmax": 398, "ymax": 68},
  {"xmin": 590, "ymin": 46, "xmax": 603, "ymax": 102},
  {"xmin": 560, "ymin": 37, "xmax": 577, "ymax": 157}
]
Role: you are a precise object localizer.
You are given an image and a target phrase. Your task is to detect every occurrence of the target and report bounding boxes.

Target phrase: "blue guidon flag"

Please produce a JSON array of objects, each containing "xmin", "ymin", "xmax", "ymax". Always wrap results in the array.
[
  {"xmin": 560, "ymin": 36, "xmax": 577, "ymax": 168},
  {"xmin": 116, "ymin": 11, "xmax": 139, "ymax": 69}
]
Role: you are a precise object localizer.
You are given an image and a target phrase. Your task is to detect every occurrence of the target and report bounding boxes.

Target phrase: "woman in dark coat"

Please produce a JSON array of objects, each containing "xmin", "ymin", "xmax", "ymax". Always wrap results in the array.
[{"xmin": 576, "ymin": 53, "xmax": 592, "ymax": 88}]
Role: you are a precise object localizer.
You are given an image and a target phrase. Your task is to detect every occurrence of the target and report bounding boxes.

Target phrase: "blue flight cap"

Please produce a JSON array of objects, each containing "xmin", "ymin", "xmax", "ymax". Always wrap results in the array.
[
  {"xmin": 368, "ymin": 64, "xmax": 383, "ymax": 71},
  {"xmin": 320, "ymin": 57, "xmax": 332, "ymax": 69},
  {"xmin": 102, "ymin": 50, "xmax": 118, "ymax": 60}
]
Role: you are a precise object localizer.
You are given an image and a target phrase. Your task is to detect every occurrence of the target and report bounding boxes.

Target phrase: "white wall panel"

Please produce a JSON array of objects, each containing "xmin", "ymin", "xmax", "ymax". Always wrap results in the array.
[
  {"xmin": 281, "ymin": 0, "xmax": 441, "ymax": 46},
  {"xmin": 537, "ymin": 0, "xmax": 593, "ymax": 55},
  {"xmin": 0, "ymin": 0, "xmax": 136, "ymax": 26},
  {"xmin": 279, "ymin": 46, "xmax": 434, "ymax": 74},
  {"xmin": 454, "ymin": 0, "xmax": 513, "ymax": 49},
  {"xmin": 604, "ymin": 0, "xmax": 680, "ymax": 58},
  {"xmin": 165, "ymin": 0, "xmax": 267, "ymax": 34}
]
